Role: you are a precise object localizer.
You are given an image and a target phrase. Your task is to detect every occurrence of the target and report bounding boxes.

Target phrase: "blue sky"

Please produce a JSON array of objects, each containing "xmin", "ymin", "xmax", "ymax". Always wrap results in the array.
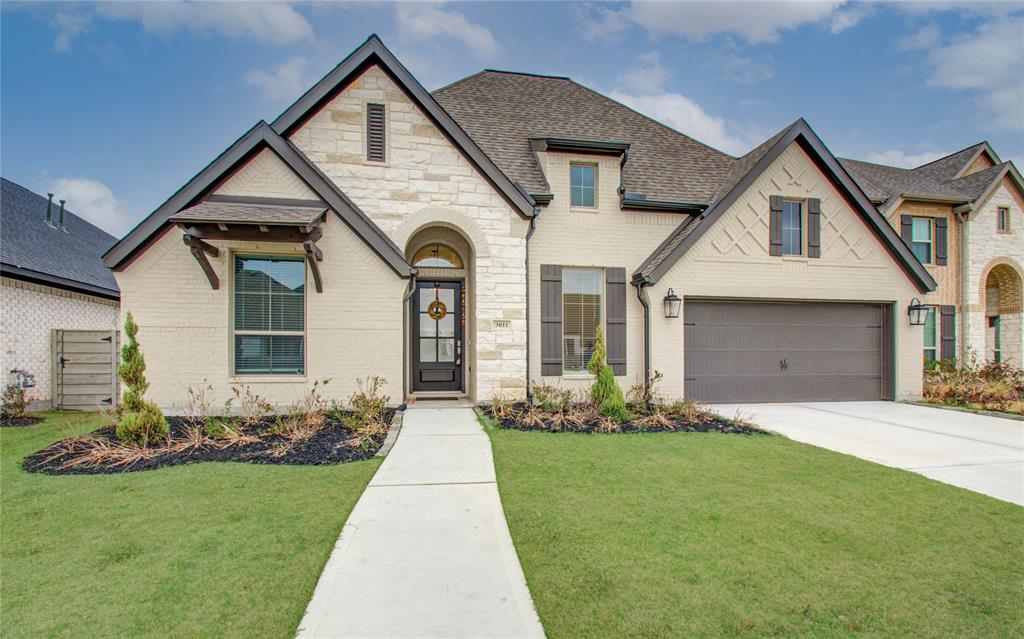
[{"xmin": 2, "ymin": 1, "xmax": 1022, "ymax": 236}]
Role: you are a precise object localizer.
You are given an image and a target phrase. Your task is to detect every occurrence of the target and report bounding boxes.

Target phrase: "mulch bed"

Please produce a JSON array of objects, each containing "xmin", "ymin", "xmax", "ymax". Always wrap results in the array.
[
  {"xmin": 23, "ymin": 409, "xmax": 395, "ymax": 475},
  {"xmin": 486, "ymin": 404, "xmax": 767, "ymax": 435},
  {"xmin": 1, "ymin": 414, "xmax": 44, "ymax": 427}
]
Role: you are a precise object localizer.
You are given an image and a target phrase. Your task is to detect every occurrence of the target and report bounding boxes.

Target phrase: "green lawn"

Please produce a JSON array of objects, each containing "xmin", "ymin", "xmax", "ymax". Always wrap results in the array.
[
  {"xmin": 487, "ymin": 421, "xmax": 1024, "ymax": 638},
  {"xmin": 1, "ymin": 411, "xmax": 380, "ymax": 638}
]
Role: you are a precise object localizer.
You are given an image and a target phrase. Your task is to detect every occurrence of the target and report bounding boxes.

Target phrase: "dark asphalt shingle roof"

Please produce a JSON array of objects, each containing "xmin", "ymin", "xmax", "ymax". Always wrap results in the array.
[
  {"xmin": 838, "ymin": 158, "xmax": 967, "ymax": 201},
  {"xmin": 944, "ymin": 163, "xmax": 1010, "ymax": 201},
  {"xmin": 913, "ymin": 142, "xmax": 987, "ymax": 183},
  {"xmin": 1, "ymin": 178, "xmax": 119, "ymax": 295},
  {"xmin": 433, "ymin": 70, "xmax": 737, "ymax": 205}
]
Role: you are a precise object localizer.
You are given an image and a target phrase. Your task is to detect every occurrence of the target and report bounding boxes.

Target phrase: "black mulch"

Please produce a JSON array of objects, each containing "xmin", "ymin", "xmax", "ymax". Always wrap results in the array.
[
  {"xmin": 23, "ymin": 409, "xmax": 395, "ymax": 475},
  {"xmin": 1, "ymin": 414, "xmax": 44, "ymax": 427},
  {"xmin": 486, "ymin": 404, "xmax": 767, "ymax": 435}
]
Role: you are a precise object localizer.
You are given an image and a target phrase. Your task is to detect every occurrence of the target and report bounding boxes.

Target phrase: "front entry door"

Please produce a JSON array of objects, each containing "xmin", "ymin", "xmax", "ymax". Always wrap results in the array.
[{"xmin": 412, "ymin": 281, "xmax": 463, "ymax": 392}]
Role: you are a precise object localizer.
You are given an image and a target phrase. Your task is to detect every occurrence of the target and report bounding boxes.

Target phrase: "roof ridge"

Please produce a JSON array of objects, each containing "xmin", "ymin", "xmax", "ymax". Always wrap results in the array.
[
  {"xmin": 838, "ymin": 157, "xmax": 915, "ymax": 172},
  {"xmin": 481, "ymin": 69, "xmax": 571, "ymax": 80},
  {"xmin": 913, "ymin": 141, "xmax": 987, "ymax": 169},
  {"xmin": 432, "ymin": 69, "xmax": 489, "ymax": 95}
]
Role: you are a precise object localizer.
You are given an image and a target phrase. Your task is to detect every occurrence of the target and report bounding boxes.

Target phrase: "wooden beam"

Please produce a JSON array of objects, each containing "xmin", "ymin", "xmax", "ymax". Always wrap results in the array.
[
  {"xmin": 182, "ymin": 223, "xmax": 319, "ymax": 244},
  {"xmin": 182, "ymin": 233, "xmax": 219, "ymax": 289},
  {"xmin": 303, "ymin": 239, "xmax": 323, "ymax": 293}
]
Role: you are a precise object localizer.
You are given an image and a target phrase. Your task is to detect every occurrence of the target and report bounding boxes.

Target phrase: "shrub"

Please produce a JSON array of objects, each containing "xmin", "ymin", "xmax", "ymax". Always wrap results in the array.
[
  {"xmin": 924, "ymin": 356, "xmax": 1024, "ymax": 413},
  {"xmin": 116, "ymin": 401, "xmax": 168, "ymax": 447},
  {"xmin": 2, "ymin": 385, "xmax": 35, "ymax": 419},
  {"xmin": 626, "ymin": 370, "xmax": 665, "ymax": 407},
  {"xmin": 116, "ymin": 313, "xmax": 167, "ymax": 445},
  {"xmin": 231, "ymin": 385, "xmax": 273, "ymax": 427},
  {"xmin": 588, "ymin": 327, "xmax": 629, "ymax": 422},
  {"xmin": 532, "ymin": 382, "xmax": 572, "ymax": 413},
  {"xmin": 276, "ymin": 379, "xmax": 330, "ymax": 442}
]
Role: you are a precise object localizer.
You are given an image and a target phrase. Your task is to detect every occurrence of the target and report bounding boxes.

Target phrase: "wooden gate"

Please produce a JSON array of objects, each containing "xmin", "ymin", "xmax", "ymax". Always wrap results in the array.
[{"xmin": 52, "ymin": 330, "xmax": 119, "ymax": 410}]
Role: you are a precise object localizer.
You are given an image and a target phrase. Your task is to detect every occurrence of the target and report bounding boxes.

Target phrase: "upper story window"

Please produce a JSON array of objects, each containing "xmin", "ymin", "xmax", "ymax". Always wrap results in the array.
[
  {"xmin": 997, "ymin": 207, "xmax": 1010, "ymax": 233},
  {"xmin": 570, "ymin": 163, "xmax": 596, "ymax": 208},
  {"xmin": 233, "ymin": 255, "xmax": 305, "ymax": 375},
  {"xmin": 911, "ymin": 217, "xmax": 933, "ymax": 264},
  {"xmin": 412, "ymin": 243, "xmax": 463, "ymax": 269},
  {"xmin": 366, "ymin": 103, "xmax": 386, "ymax": 162},
  {"xmin": 562, "ymin": 268, "xmax": 603, "ymax": 372},
  {"xmin": 781, "ymin": 200, "xmax": 802, "ymax": 255}
]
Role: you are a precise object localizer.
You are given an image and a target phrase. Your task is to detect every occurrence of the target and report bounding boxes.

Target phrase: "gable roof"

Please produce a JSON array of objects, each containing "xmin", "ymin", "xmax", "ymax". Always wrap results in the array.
[
  {"xmin": 914, "ymin": 141, "xmax": 1000, "ymax": 183},
  {"xmin": 272, "ymin": 34, "xmax": 535, "ymax": 218},
  {"xmin": 948, "ymin": 161, "xmax": 1024, "ymax": 208},
  {"xmin": 634, "ymin": 119, "xmax": 937, "ymax": 293},
  {"xmin": 839, "ymin": 158, "xmax": 967, "ymax": 203},
  {"xmin": 433, "ymin": 70, "xmax": 737, "ymax": 206},
  {"xmin": 102, "ymin": 121, "xmax": 413, "ymax": 276},
  {"xmin": 1, "ymin": 178, "xmax": 119, "ymax": 299}
]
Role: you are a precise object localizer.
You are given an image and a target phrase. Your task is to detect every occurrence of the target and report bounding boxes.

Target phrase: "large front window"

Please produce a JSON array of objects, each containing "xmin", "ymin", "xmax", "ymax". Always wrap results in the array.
[
  {"xmin": 570, "ymin": 164, "xmax": 596, "ymax": 208},
  {"xmin": 782, "ymin": 200, "xmax": 802, "ymax": 255},
  {"xmin": 923, "ymin": 306, "xmax": 937, "ymax": 363},
  {"xmin": 234, "ymin": 255, "xmax": 305, "ymax": 375},
  {"xmin": 911, "ymin": 217, "xmax": 933, "ymax": 264},
  {"xmin": 562, "ymin": 268, "xmax": 602, "ymax": 372}
]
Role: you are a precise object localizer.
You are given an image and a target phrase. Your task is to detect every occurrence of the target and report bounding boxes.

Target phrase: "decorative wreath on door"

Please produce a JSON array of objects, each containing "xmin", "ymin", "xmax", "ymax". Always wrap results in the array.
[{"xmin": 427, "ymin": 300, "xmax": 447, "ymax": 320}]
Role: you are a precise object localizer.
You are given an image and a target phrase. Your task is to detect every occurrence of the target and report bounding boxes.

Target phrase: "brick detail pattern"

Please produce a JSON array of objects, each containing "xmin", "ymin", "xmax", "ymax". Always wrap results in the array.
[
  {"xmin": 215, "ymin": 148, "xmax": 318, "ymax": 200},
  {"xmin": 0, "ymin": 277, "xmax": 119, "ymax": 406}
]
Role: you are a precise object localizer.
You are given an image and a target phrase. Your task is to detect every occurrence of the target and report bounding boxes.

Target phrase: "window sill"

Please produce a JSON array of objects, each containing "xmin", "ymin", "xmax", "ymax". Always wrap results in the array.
[
  {"xmin": 569, "ymin": 206, "xmax": 599, "ymax": 214},
  {"xmin": 561, "ymin": 372, "xmax": 595, "ymax": 381},
  {"xmin": 781, "ymin": 255, "xmax": 808, "ymax": 262},
  {"xmin": 229, "ymin": 375, "xmax": 307, "ymax": 384}
]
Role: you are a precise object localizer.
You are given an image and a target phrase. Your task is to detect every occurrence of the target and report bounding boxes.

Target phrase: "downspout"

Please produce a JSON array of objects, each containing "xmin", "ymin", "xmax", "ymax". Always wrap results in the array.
[
  {"xmin": 401, "ymin": 273, "xmax": 417, "ymax": 406},
  {"xmin": 956, "ymin": 208, "xmax": 970, "ymax": 362},
  {"xmin": 634, "ymin": 280, "xmax": 651, "ymax": 396},
  {"xmin": 524, "ymin": 207, "xmax": 540, "ymax": 403}
]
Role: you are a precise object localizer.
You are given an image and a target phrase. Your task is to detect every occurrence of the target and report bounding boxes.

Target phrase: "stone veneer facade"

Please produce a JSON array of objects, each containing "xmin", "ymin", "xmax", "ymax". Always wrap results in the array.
[{"xmin": 0, "ymin": 277, "xmax": 119, "ymax": 407}]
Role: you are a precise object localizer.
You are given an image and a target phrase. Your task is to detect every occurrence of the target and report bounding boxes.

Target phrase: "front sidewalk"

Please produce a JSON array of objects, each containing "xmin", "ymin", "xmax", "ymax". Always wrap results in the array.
[{"xmin": 296, "ymin": 405, "xmax": 545, "ymax": 638}]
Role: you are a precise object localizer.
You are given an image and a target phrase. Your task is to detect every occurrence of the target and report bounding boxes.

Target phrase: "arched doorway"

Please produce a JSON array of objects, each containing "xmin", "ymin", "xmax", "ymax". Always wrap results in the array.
[
  {"xmin": 983, "ymin": 263, "xmax": 1023, "ymax": 364},
  {"xmin": 406, "ymin": 226, "xmax": 474, "ymax": 395}
]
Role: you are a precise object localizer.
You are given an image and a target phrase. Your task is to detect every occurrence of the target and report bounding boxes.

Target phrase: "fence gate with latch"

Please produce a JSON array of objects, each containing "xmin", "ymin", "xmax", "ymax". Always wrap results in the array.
[{"xmin": 51, "ymin": 330, "xmax": 119, "ymax": 410}]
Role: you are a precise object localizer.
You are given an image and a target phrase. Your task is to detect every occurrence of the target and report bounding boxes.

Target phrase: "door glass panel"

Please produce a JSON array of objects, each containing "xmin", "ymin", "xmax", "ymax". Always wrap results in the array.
[
  {"xmin": 438, "ymin": 339, "xmax": 456, "ymax": 362},
  {"xmin": 419, "ymin": 289, "xmax": 433, "ymax": 312},
  {"xmin": 419, "ymin": 338, "xmax": 436, "ymax": 362},
  {"xmin": 439, "ymin": 289, "xmax": 454, "ymax": 308},
  {"xmin": 419, "ymin": 315, "xmax": 436, "ymax": 337},
  {"xmin": 437, "ymin": 314, "xmax": 455, "ymax": 337}
]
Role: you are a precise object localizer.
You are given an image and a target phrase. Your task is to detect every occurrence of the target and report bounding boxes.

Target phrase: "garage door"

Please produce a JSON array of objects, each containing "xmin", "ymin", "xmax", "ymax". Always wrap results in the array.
[{"xmin": 684, "ymin": 300, "xmax": 891, "ymax": 403}]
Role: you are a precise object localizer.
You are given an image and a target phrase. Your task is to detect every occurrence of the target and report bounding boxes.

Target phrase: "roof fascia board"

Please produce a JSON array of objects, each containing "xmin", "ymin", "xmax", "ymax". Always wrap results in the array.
[
  {"xmin": 1, "ymin": 263, "xmax": 120, "ymax": 300},
  {"xmin": 529, "ymin": 137, "xmax": 630, "ymax": 156},
  {"xmin": 271, "ymin": 35, "xmax": 536, "ymax": 218},
  {"xmin": 953, "ymin": 142, "xmax": 1002, "ymax": 179},
  {"xmin": 205, "ymin": 194, "xmax": 326, "ymax": 208},
  {"xmin": 971, "ymin": 163, "xmax": 1023, "ymax": 209},
  {"xmin": 620, "ymin": 196, "xmax": 705, "ymax": 213},
  {"xmin": 897, "ymin": 193, "xmax": 969, "ymax": 205},
  {"xmin": 638, "ymin": 120, "xmax": 936, "ymax": 293}
]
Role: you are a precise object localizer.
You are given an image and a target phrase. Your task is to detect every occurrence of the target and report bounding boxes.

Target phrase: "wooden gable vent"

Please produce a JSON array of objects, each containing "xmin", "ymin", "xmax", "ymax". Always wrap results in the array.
[{"xmin": 367, "ymin": 103, "xmax": 386, "ymax": 162}]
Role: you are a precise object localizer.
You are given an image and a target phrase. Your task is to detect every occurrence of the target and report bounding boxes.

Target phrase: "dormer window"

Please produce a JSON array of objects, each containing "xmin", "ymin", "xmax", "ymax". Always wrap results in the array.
[{"xmin": 570, "ymin": 163, "xmax": 596, "ymax": 208}]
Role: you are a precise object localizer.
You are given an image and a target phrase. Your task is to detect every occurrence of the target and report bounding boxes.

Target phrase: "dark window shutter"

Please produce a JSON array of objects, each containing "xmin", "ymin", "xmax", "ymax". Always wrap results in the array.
[
  {"xmin": 366, "ymin": 103, "xmax": 385, "ymax": 162},
  {"xmin": 540, "ymin": 265, "xmax": 563, "ymax": 376},
  {"xmin": 605, "ymin": 268, "xmax": 627, "ymax": 376},
  {"xmin": 940, "ymin": 305, "xmax": 956, "ymax": 361},
  {"xmin": 807, "ymin": 197, "xmax": 822, "ymax": 258},
  {"xmin": 769, "ymin": 195, "xmax": 783, "ymax": 256},
  {"xmin": 935, "ymin": 217, "xmax": 948, "ymax": 266},
  {"xmin": 900, "ymin": 215, "xmax": 913, "ymax": 246}
]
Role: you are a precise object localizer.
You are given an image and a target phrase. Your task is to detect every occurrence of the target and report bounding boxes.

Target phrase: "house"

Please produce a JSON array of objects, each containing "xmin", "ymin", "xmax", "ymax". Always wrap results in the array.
[
  {"xmin": 102, "ymin": 34, "xmax": 957, "ymax": 408},
  {"xmin": 1, "ymin": 178, "xmax": 121, "ymax": 408},
  {"xmin": 840, "ymin": 147, "xmax": 1024, "ymax": 366}
]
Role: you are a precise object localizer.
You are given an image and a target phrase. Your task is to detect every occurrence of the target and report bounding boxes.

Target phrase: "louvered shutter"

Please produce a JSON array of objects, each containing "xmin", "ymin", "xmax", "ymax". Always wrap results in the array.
[
  {"xmin": 540, "ymin": 265, "xmax": 563, "ymax": 376},
  {"xmin": 769, "ymin": 195, "xmax": 783, "ymax": 256},
  {"xmin": 900, "ymin": 215, "xmax": 913, "ymax": 245},
  {"xmin": 940, "ymin": 305, "xmax": 956, "ymax": 361},
  {"xmin": 935, "ymin": 217, "xmax": 948, "ymax": 266},
  {"xmin": 366, "ymin": 103, "xmax": 386, "ymax": 162},
  {"xmin": 807, "ymin": 197, "xmax": 822, "ymax": 258},
  {"xmin": 605, "ymin": 268, "xmax": 627, "ymax": 376}
]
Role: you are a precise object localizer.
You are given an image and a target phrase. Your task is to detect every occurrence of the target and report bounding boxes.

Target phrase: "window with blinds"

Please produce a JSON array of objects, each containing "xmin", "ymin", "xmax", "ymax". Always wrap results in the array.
[
  {"xmin": 366, "ymin": 103, "xmax": 386, "ymax": 162},
  {"xmin": 233, "ymin": 255, "xmax": 305, "ymax": 375},
  {"xmin": 562, "ymin": 268, "xmax": 603, "ymax": 372}
]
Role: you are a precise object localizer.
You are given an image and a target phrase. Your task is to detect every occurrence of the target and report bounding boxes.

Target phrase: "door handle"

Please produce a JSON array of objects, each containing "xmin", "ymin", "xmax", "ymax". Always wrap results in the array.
[{"xmin": 780, "ymin": 358, "xmax": 789, "ymax": 371}]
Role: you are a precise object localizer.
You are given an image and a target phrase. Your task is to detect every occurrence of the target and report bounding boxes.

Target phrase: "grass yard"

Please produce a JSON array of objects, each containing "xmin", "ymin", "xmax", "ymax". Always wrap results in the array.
[
  {"xmin": 486, "ymin": 421, "xmax": 1024, "ymax": 638},
  {"xmin": 1, "ymin": 411, "xmax": 380, "ymax": 638}
]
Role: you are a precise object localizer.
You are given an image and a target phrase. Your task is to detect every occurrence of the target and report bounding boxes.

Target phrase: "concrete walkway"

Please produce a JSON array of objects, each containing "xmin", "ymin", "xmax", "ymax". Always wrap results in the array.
[
  {"xmin": 296, "ymin": 406, "xmax": 545, "ymax": 638},
  {"xmin": 713, "ymin": 401, "xmax": 1024, "ymax": 505}
]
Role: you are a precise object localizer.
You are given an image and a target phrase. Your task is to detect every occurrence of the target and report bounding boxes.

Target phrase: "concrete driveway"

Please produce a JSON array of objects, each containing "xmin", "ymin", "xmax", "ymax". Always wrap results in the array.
[{"xmin": 712, "ymin": 402, "xmax": 1024, "ymax": 505}]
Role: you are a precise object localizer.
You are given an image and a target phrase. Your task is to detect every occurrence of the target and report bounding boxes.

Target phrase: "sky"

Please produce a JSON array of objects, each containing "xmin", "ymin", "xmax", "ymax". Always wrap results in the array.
[{"xmin": 2, "ymin": 1, "xmax": 1022, "ymax": 237}]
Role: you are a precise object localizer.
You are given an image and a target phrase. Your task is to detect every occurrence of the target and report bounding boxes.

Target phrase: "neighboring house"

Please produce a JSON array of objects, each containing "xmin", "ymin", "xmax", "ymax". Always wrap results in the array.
[
  {"xmin": 102, "ymin": 35, "xmax": 940, "ymax": 409},
  {"xmin": 841, "ymin": 145, "xmax": 1024, "ymax": 366},
  {"xmin": 1, "ymin": 178, "xmax": 121, "ymax": 407}
]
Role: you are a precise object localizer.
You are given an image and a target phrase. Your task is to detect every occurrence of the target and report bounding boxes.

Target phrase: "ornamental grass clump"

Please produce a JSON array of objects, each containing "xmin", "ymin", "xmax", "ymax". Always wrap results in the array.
[
  {"xmin": 115, "ymin": 312, "xmax": 168, "ymax": 447},
  {"xmin": 587, "ymin": 327, "xmax": 629, "ymax": 423}
]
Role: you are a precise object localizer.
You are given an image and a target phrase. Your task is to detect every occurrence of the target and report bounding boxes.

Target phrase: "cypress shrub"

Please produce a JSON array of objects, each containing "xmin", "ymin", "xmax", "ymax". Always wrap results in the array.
[
  {"xmin": 116, "ymin": 312, "xmax": 167, "ymax": 446},
  {"xmin": 588, "ymin": 327, "xmax": 629, "ymax": 422}
]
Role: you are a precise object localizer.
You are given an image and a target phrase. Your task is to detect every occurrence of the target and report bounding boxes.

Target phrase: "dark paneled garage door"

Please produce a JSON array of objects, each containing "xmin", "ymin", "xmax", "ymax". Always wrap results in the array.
[{"xmin": 684, "ymin": 300, "xmax": 891, "ymax": 403}]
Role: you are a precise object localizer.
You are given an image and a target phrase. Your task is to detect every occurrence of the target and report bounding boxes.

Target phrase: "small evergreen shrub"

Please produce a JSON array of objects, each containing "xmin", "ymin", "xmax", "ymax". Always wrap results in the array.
[
  {"xmin": 116, "ymin": 312, "xmax": 167, "ymax": 445},
  {"xmin": 115, "ymin": 401, "xmax": 167, "ymax": 447},
  {"xmin": 587, "ymin": 327, "xmax": 629, "ymax": 422}
]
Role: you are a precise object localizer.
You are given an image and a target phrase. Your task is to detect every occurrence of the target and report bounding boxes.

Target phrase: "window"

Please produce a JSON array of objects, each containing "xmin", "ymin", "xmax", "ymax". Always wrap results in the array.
[
  {"xmin": 910, "ymin": 217, "xmax": 933, "ymax": 264},
  {"xmin": 234, "ymin": 255, "xmax": 305, "ymax": 375},
  {"xmin": 782, "ymin": 200, "xmax": 802, "ymax": 255},
  {"xmin": 366, "ymin": 103, "xmax": 386, "ymax": 162},
  {"xmin": 562, "ymin": 268, "xmax": 602, "ymax": 372},
  {"xmin": 923, "ymin": 306, "xmax": 937, "ymax": 363},
  {"xmin": 411, "ymin": 244, "xmax": 463, "ymax": 269},
  {"xmin": 997, "ymin": 207, "xmax": 1010, "ymax": 232},
  {"xmin": 570, "ymin": 164, "xmax": 596, "ymax": 208},
  {"xmin": 990, "ymin": 316, "xmax": 1002, "ymax": 362}
]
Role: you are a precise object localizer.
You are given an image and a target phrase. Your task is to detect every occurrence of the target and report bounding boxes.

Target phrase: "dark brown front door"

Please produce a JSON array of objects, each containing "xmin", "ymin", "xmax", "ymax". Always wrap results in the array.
[{"xmin": 412, "ymin": 281, "xmax": 463, "ymax": 392}]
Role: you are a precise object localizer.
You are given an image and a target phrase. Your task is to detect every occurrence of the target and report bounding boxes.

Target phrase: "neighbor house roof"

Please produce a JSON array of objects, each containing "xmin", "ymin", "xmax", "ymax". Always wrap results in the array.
[
  {"xmin": 433, "ymin": 70, "xmax": 737, "ymax": 206},
  {"xmin": 0, "ymin": 178, "xmax": 119, "ymax": 299}
]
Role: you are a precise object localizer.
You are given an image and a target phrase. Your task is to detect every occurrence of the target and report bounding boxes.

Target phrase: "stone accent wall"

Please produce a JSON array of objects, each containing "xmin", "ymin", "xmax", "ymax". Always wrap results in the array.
[
  {"xmin": 288, "ymin": 65, "xmax": 529, "ymax": 400},
  {"xmin": 0, "ymin": 277, "xmax": 119, "ymax": 407}
]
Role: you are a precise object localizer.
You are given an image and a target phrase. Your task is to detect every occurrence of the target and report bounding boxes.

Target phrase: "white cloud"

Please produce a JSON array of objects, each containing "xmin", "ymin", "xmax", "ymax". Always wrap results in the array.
[
  {"xmin": 830, "ymin": 4, "xmax": 874, "ymax": 34},
  {"xmin": 94, "ymin": 1, "xmax": 313, "ymax": 45},
  {"xmin": 395, "ymin": 3, "xmax": 499, "ymax": 59},
  {"xmin": 246, "ymin": 56, "xmax": 311, "ymax": 101},
  {"xmin": 898, "ymin": 23, "xmax": 940, "ymax": 51},
  {"xmin": 864, "ymin": 149, "xmax": 950, "ymax": 169},
  {"xmin": 46, "ymin": 178, "xmax": 132, "ymax": 235},
  {"xmin": 576, "ymin": 2, "xmax": 630, "ymax": 42},
  {"xmin": 922, "ymin": 17, "xmax": 1024, "ymax": 131},
  {"xmin": 616, "ymin": 52, "xmax": 667, "ymax": 92},
  {"xmin": 710, "ymin": 53, "xmax": 775, "ymax": 86},
  {"xmin": 51, "ymin": 11, "xmax": 91, "ymax": 52},
  {"xmin": 624, "ymin": 1, "xmax": 845, "ymax": 44}
]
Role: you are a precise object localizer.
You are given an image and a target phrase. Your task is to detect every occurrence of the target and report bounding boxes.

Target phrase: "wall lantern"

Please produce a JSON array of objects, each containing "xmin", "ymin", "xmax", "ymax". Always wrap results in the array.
[
  {"xmin": 907, "ymin": 298, "xmax": 928, "ymax": 326},
  {"xmin": 663, "ymin": 288, "xmax": 681, "ymax": 319}
]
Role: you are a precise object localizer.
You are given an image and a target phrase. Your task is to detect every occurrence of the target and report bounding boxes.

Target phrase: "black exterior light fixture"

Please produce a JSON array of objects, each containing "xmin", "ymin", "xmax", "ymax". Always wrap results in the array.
[
  {"xmin": 663, "ymin": 288, "xmax": 681, "ymax": 318},
  {"xmin": 907, "ymin": 298, "xmax": 928, "ymax": 325}
]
